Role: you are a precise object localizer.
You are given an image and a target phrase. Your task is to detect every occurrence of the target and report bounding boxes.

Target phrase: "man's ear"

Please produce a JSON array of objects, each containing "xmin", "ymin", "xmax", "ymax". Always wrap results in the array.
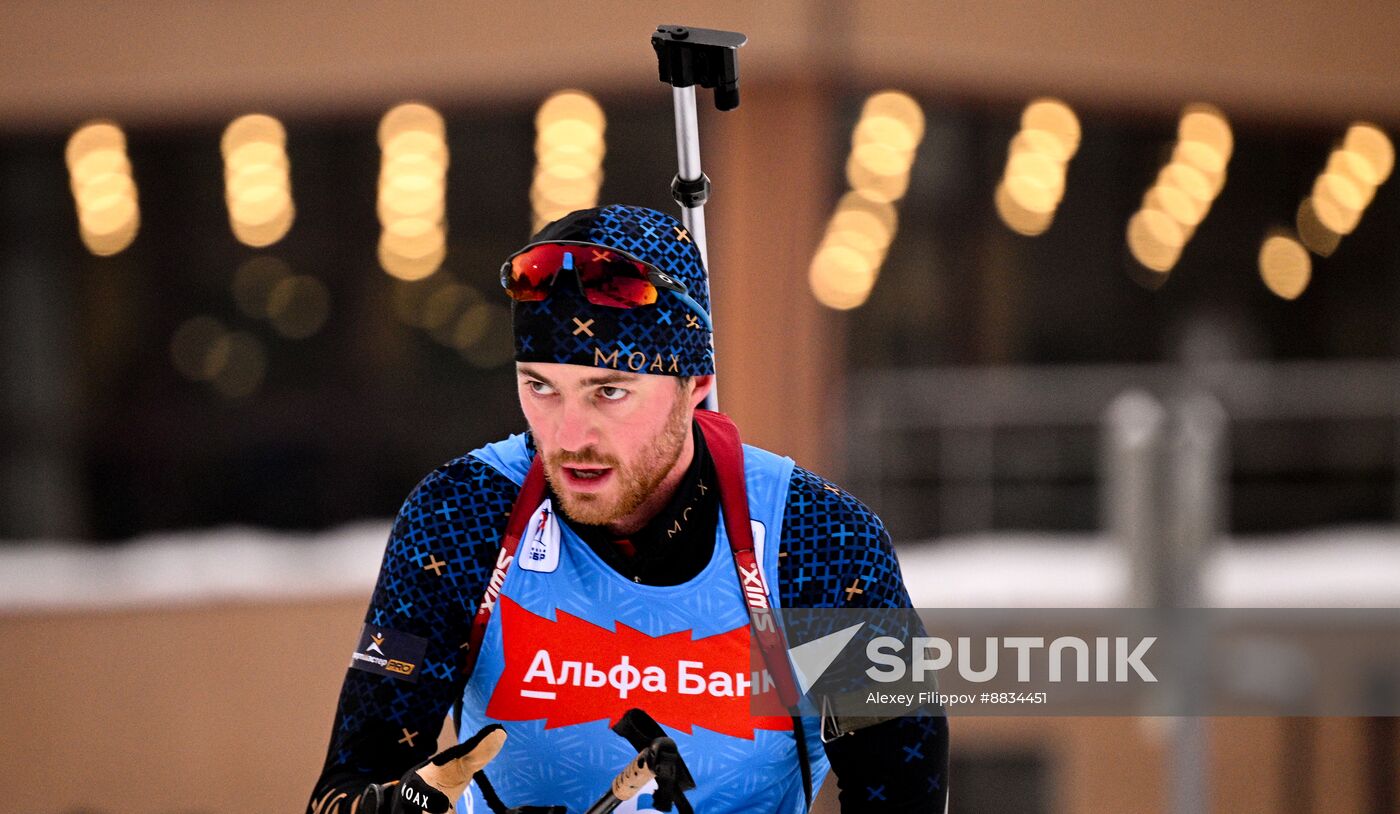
[{"xmin": 688, "ymin": 374, "xmax": 715, "ymax": 409}]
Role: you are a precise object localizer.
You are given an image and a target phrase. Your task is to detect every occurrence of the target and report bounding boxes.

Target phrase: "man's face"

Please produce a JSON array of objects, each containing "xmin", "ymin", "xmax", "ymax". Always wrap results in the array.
[{"xmin": 516, "ymin": 362, "xmax": 702, "ymax": 527}]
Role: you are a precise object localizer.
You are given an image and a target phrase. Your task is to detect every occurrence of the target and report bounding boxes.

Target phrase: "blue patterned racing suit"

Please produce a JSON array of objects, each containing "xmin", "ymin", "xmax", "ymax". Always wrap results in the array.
[{"xmin": 308, "ymin": 424, "xmax": 948, "ymax": 812}]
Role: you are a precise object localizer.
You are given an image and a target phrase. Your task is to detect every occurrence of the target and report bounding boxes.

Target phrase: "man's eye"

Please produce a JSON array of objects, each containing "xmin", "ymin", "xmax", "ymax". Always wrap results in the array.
[
  {"xmin": 527, "ymin": 381, "xmax": 555, "ymax": 395},
  {"xmin": 599, "ymin": 386, "xmax": 628, "ymax": 401}
]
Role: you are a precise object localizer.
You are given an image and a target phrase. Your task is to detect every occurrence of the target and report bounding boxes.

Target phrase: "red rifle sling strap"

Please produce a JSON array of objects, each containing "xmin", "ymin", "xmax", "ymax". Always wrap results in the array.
[
  {"xmin": 693, "ymin": 409, "xmax": 802, "ymax": 710},
  {"xmin": 462, "ymin": 455, "xmax": 547, "ymax": 679}
]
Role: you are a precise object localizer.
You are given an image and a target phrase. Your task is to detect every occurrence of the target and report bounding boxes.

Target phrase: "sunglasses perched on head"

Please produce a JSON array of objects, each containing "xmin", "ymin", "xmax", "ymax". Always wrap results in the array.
[{"xmin": 500, "ymin": 241, "xmax": 713, "ymax": 332}]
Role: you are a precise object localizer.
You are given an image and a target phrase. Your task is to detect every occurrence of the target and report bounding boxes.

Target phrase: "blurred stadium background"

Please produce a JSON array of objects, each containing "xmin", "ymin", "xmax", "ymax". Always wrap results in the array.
[{"xmin": 1, "ymin": 2, "xmax": 1398, "ymax": 812}]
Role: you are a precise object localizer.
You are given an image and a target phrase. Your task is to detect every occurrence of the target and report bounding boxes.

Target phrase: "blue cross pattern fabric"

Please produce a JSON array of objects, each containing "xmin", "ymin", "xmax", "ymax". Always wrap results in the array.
[{"xmin": 308, "ymin": 434, "xmax": 948, "ymax": 813}]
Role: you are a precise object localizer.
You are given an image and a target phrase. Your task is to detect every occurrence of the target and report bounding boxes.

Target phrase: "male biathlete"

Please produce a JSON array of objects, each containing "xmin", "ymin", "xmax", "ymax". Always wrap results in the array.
[{"xmin": 308, "ymin": 204, "xmax": 948, "ymax": 813}]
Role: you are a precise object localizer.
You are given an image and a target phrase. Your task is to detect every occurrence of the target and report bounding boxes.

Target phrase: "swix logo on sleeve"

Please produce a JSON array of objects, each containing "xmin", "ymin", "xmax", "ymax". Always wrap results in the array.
[
  {"xmin": 518, "ymin": 499, "xmax": 560, "ymax": 573},
  {"xmin": 485, "ymin": 596, "xmax": 791, "ymax": 738}
]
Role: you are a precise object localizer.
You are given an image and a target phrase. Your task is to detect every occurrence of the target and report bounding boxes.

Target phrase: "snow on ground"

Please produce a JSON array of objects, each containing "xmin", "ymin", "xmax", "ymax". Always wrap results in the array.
[{"xmin": 0, "ymin": 524, "xmax": 1396, "ymax": 612}]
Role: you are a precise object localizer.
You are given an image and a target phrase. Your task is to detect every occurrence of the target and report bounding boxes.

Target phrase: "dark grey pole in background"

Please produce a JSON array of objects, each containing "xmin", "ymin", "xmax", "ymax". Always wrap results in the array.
[{"xmin": 0, "ymin": 147, "xmax": 87, "ymax": 539}]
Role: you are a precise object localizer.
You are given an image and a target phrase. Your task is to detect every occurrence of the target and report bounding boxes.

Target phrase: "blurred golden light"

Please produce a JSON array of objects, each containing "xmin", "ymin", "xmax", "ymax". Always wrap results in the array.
[
  {"xmin": 233, "ymin": 256, "xmax": 292, "ymax": 317},
  {"xmin": 535, "ymin": 91, "xmax": 607, "ymax": 133},
  {"xmin": 66, "ymin": 122, "xmax": 126, "ymax": 176},
  {"xmin": 230, "ymin": 178, "xmax": 292, "ymax": 210},
  {"xmin": 1315, "ymin": 170, "xmax": 1372, "ymax": 213},
  {"xmin": 994, "ymin": 98, "xmax": 1078, "ymax": 238},
  {"xmin": 1002, "ymin": 173, "xmax": 1059, "ymax": 215},
  {"xmin": 1141, "ymin": 206, "xmax": 1186, "ymax": 246},
  {"xmin": 533, "ymin": 90, "xmax": 606, "ymax": 232},
  {"xmin": 387, "ymin": 224, "xmax": 442, "ymax": 257},
  {"xmin": 1158, "ymin": 161, "xmax": 1213, "ymax": 202},
  {"xmin": 1177, "ymin": 104, "xmax": 1233, "ymax": 159},
  {"xmin": 1295, "ymin": 198, "xmax": 1341, "ymax": 257},
  {"xmin": 452, "ymin": 302, "xmax": 495, "ymax": 351},
  {"xmin": 1127, "ymin": 209, "xmax": 1184, "ymax": 272},
  {"xmin": 827, "ymin": 216, "xmax": 893, "ymax": 262},
  {"xmin": 1144, "ymin": 184, "xmax": 1204, "ymax": 228},
  {"xmin": 809, "ymin": 254, "xmax": 874, "ymax": 310},
  {"xmin": 80, "ymin": 225, "xmax": 140, "ymax": 257},
  {"xmin": 1258, "ymin": 233, "xmax": 1311, "ymax": 299},
  {"xmin": 79, "ymin": 195, "xmax": 139, "ymax": 235},
  {"xmin": 531, "ymin": 173, "xmax": 602, "ymax": 209},
  {"xmin": 68, "ymin": 121, "xmax": 140, "ymax": 256},
  {"xmin": 534, "ymin": 162, "xmax": 605, "ymax": 185},
  {"xmin": 810, "ymin": 91, "xmax": 924, "ymax": 308},
  {"xmin": 226, "ymin": 141, "xmax": 288, "ymax": 172},
  {"xmin": 1020, "ymin": 98, "xmax": 1080, "ymax": 159},
  {"xmin": 227, "ymin": 164, "xmax": 287, "ymax": 198},
  {"xmin": 833, "ymin": 191, "xmax": 898, "ymax": 237},
  {"xmin": 1010, "ymin": 129, "xmax": 1071, "ymax": 164},
  {"xmin": 382, "ymin": 154, "xmax": 447, "ymax": 183},
  {"xmin": 378, "ymin": 104, "xmax": 449, "ymax": 280},
  {"xmin": 210, "ymin": 332, "xmax": 267, "ymax": 399},
  {"xmin": 820, "ymin": 228, "xmax": 886, "ymax": 268},
  {"xmin": 538, "ymin": 142, "xmax": 607, "ymax": 168},
  {"xmin": 378, "ymin": 178, "xmax": 442, "ymax": 210},
  {"xmin": 223, "ymin": 114, "xmax": 293, "ymax": 247},
  {"xmin": 994, "ymin": 181, "xmax": 1053, "ymax": 236},
  {"xmin": 1171, "ymin": 141, "xmax": 1227, "ymax": 193},
  {"xmin": 1120, "ymin": 105, "xmax": 1231, "ymax": 278},
  {"xmin": 222, "ymin": 115, "xmax": 285, "ymax": 156},
  {"xmin": 851, "ymin": 142, "xmax": 913, "ymax": 177},
  {"xmin": 391, "ymin": 279, "xmax": 434, "ymax": 326},
  {"xmin": 232, "ymin": 207, "xmax": 297, "ymax": 249},
  {"xmin": 853, "ymin": 116, "xmax": 919, "ymax": 155},
  {"xmin": 267, "ymin": 275, "xmax": 331, "ymax": 339},
  {"xmin": 420, "ymin": 283, "xmax": 473, "ymax": 333},
  {"xmin": 378, "ymin": 192, "xmax": 445, "ymax": 223},
  {"xmin": 69, "ymin": 149, "xmax": 131, "ymax": 188},
  {"xmin": 1342, "ymin": 122, "xmax": 1393, "ymax": 183},
  {"xmin": 1007, "ymin": 151, "xmax": 1064, "ymax": 195},
  {"xmin": 1309, "ymin": 180, "xmax": 1363, "ymax": 235},
  {"xmin": 171, "ymin": 316, "xmax": 228, "ymax": 381},
  {"xmin": 427, "ymin": 288, "xmax": 484, "ymax": 346},
  {"xmin": 74, "ymin": 167, "xmax": 135, "ymax": 201},
  {"xmin": 1325, "ymin": 149, "xmax": 1380, "ymax": 189},
  {"xmin": 811, "ymin": 244, "xmax": 877, "ymax": 293},
  {"xmin": 537, "ymin": 119, "xmax": 606, "ymax": 153},
  {"xmin": 861, "ymin": 91, "xmax": 925, "ymax": 143},
  {"xmin": 378, "ymin": 103, "xmax": 446, "ymax": 146},
  {"xmin": 845, "ymin": 155, "xmax": 911, "ymax": 203},
  {"xmin": 383, "ymin": 131, "xmax": 450, "ymax": 164},
  {"xmin": 378, "ymin": 237, "xmax": 446, "ymax": 282}
]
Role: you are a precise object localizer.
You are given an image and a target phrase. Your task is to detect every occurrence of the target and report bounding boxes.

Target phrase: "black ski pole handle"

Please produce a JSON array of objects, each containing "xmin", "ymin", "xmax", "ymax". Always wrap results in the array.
[{"xmin": 582, "ymin": 736, "xmax": 685, "ymax": 814}]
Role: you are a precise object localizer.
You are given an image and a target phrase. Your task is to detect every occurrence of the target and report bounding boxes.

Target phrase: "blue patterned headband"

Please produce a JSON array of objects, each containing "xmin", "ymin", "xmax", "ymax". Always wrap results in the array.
[{"xmin": 508, "ymin": 205, "xmax": 715, "ymax": 377}]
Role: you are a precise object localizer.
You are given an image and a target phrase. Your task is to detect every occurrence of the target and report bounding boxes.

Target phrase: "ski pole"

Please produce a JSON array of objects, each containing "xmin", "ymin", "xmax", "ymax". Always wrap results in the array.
[
  {"xmin": 582, "ymin": 736, "xmax": 684, "ymax": 814},
  {"xmin": 651, "ymin": 24, "xmax": 746, "ymax": 411}
]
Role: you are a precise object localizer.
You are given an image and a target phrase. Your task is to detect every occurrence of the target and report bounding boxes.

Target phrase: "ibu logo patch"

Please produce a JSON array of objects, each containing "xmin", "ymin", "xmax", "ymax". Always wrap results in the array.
[
  {"xmin": 350, "ymin": 625, "xmax": 428, "ymax": 683},
  {"xmin": 519, "ymin": 499, "xmax": 560, "ymax": 573}
]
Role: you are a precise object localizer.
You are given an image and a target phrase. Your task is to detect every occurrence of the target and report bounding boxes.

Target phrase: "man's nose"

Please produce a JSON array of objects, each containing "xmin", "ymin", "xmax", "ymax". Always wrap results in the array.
[{"xmin": 553, "ymin": 395, "xmax": 598, "ymax": 452}]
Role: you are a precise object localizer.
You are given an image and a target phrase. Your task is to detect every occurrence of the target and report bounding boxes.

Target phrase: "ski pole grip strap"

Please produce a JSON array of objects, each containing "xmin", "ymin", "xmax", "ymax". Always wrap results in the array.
[{"xmin": 464, "ymin": 456, "xmax": 548, "ymax": 678}]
